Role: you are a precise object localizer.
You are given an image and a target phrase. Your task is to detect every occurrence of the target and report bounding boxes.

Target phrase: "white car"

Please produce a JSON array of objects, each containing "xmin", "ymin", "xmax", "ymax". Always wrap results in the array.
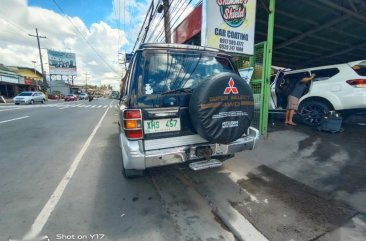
[
  {"xmin": 79, "ymin": 93, "xmax": 88, "ymax": 100},
  {"xmin": 13, "ymin": 91, "xmax": 46, "ymax": 105},
  {"xmin": 269, "ymin": 60, "xmax": 366, "ymax": 126}
]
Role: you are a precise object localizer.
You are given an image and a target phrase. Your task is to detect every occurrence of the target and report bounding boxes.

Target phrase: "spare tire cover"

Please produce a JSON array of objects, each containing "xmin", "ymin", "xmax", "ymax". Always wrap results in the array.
[{"xmin": 189, "ymin": 72, "xmax": 254, "ymax": 144}]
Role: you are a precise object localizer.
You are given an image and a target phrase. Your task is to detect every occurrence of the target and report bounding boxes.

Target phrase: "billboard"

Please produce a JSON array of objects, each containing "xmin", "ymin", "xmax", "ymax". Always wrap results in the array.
[
  {"xmin": 47, "ymin": 50, "xmax": 77, "ymax": 75},
  {"xmin": 201, "ymin": 0, "xmax": 257, "ymax": 55}
]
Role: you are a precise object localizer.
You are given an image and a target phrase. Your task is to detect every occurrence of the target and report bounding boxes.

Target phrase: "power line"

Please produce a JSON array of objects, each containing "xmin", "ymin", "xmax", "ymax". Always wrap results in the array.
[
  {"xmin": 0, "ymin": 14, "xmax": 29, "ymax": 36},
  {"xmin": 153, "ymin": 0, "xmax": 188, "ymax": 42},
  {"xmin": 146, "ymin": 0, "xmax": 182, "ymax": 43},
  {"xmin": 162, "ymin": 0, "xmax": 194, "ymax": 42},
  {"xmin": 51, "ymin": 0, "xmax": 120, "ymax": 75},
  {"xmin": 145, "ymin": 0, "xmax": 165, "ymax": 42},
  {"xmin": 131, "ymin": 0, "xmax": 155, "ymax": 52},
  {"xmin": 153, "ymin": 0, "xmax": 191, "ymax": 43}
]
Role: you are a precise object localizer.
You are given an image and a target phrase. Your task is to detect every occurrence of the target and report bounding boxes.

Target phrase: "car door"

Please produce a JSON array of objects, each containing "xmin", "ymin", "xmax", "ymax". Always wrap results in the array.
[
  {"xmin": 273, "ymin": 71, "xmax": 311, "ymax": 109},
  {"xmin": 269, "ymin": 71, "xmax": 284, "ymax": 109},
  {"xmin": 36, "ymin": 92, "xmax": 42, "ymax": 101}
]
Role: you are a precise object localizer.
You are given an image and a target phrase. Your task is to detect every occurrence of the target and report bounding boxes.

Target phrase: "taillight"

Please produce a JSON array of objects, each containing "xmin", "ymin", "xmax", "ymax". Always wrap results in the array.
[
  {"xmin": 346, "ymin": 79, "xmax": 366, "ymax": 88},
  {"xmin": 123, "ymin": 109, "xmax": 143, "ymax": 140}
]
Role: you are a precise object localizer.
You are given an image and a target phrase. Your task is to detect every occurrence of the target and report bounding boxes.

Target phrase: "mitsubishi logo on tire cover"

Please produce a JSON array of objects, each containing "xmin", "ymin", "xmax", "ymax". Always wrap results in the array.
[{"xmin": 224, "ymin": 78, "xmax": 239, "ymax": 94}]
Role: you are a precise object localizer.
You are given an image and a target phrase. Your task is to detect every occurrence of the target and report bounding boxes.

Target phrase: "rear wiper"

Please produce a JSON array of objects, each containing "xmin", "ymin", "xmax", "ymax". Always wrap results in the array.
[{"xmin": 161, "ymin": 88, "xmax": 192, "ymax": 95}]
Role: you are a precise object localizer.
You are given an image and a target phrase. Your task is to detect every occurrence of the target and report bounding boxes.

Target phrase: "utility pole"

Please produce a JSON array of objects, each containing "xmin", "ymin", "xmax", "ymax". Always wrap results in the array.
[
  {"xmin": 85, "ymin": 72, "xmax": 90, "ymax": 92},
  {"xmin": 162, "ymin": 0, "xmax": 171, "ymax": 43},
  {"xmin": 29, "ymin": 28, "xmax": 47, "ymax": 91}
]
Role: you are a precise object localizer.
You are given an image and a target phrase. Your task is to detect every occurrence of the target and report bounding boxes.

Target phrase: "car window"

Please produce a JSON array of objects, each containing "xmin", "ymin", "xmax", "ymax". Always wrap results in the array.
[
  {"xmin": 140, "ymin": 52, "xmax": 235, "ymax": 95},
  {"xmin": 311, "ymin": 68, "xmax": 339, "ymax": 81},
  {"xmin": 18, "ymin": 93, "xmax": 32, "ymax": 96},
  {"xmin": 283, "ymin": 71, "xmax": 310, "ymax": 83},
  {"xmin": 352, "ymin": 61, "xmax": 366, "ymax": 76}
]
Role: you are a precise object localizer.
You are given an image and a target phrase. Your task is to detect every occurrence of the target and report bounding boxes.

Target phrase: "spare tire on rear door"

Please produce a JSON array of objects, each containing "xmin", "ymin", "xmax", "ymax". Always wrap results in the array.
[{"xmin": 189, "ymin": 72, "xmax": 254, "ymax": 144}]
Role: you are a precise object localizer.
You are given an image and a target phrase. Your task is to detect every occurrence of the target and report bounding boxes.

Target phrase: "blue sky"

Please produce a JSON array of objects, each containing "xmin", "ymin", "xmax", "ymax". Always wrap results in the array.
[
  {"xmin": 27, "ymin": 0, "xmax": 146, "ymax": 53},
  {"xmin": 28, "ymin": 0, "xmax": 113, "ymax": 28},
  {"xmin": 0, "ymin": 0, "xmax": 194, "ymax": 89}
]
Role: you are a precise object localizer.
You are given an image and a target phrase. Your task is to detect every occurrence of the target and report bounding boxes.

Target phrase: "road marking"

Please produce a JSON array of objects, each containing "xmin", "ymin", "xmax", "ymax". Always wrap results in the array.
[
  {"xmin": 0, "ymin": 116, "xmax": 30, "ymax": 124},
  {"xmin": 23, "ymin": 106, "xmax": 110, "ymax": 240},
  {"xmin": 97, "ymin": 105, "xmax": 102, "ymax": 108},
  {"xmin": 59, "ymin": 107, "xmax": 69, "ymax": 110},
  {"xmin": 103, "ymin": 105, "xmax": 108, "ymax": 108},
  {"xmin": 0, "ymin": 108, "xmax": 25, "ymax": 112}
]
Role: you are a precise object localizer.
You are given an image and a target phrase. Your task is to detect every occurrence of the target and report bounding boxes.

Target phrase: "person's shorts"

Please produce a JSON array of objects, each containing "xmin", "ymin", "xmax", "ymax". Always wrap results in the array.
[{"xmin": 287, "ymin": 95, "xmax": 299, "ymax": 110}]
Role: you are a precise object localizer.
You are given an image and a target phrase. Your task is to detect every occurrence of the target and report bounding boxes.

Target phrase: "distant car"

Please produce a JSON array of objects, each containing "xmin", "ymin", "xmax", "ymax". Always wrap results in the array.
[
  {"xmin": 64, "ymin": 94, "xmax": 78, "ymax": 102},
  {"xmin": 79, "ymin": 93, "xmax": 88, "ymax": 100},
  {"xmin": 48, "ymin": 94, "xmax": 60, "ymax": 100},
  {"xmin": 13, "ymin": 91, "xmax": 46, "ymax": 105}
]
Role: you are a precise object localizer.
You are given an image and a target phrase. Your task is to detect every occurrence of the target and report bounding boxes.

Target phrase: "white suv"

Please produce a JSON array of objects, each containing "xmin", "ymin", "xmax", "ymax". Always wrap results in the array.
[
  {"xmin": 13, "ymin": 91, "xmax": 46, "ymax": 105},
  {"xmin": 269, "ymin": 60, "xmax": 366, "ymax": 126}
]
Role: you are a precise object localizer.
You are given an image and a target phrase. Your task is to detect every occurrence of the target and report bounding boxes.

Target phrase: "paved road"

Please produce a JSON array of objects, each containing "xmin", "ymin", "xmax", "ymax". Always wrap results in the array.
[
  {"xmin": 1, "ymin": 99, "xmax": 365, "ymax": 241},
  {"xmin": 0, "ymin": 99, "xmax": 234, "ymax": 241}
]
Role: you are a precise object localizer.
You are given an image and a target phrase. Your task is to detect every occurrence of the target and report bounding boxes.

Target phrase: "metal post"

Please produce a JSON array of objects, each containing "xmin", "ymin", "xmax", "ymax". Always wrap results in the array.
[
  {"xmin": 85, "ymin": 72, "xmax": 90, "ymax": 92},
  {"xmin": 261, "ymin": 0, "xmax": 276, "ymax": 137},
  {"xmin": 32, "ymin": 60, "xmax": 39, "ymax": 90}
]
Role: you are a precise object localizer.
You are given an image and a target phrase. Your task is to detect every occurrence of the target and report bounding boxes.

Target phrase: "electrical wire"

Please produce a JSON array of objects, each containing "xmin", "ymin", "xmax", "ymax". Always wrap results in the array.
[
  {"xmin": 153, "ymin": 0, "xmax": 192, "ymax": 43},
  {"xmin": 147, "ymin": 0, "xmax": 184, "ymax": 43},
  {"xmin": 147, "ymin": 0, "xmax": 186, "ymax": 42},
  {"xmin": 164, "ymin": 0, "xmax": 194, "ymax": 40},
  {"xmin": 0, "ymin": 14, "xmax": 30, "ymax": 37},
  {"xmin": 131, "ymin": 0, "xmax": 155, "ymax": 52},
  {"xmin": 145, "ymin": 0, "xmax": 166, "ymax": 43},
  {"xmin": 154, "ymin": 0, "xmax": 189, "ymax": 42},
  {"xmin": 51, "ymin": 0, "xmax": 120, "ymax": 75}
]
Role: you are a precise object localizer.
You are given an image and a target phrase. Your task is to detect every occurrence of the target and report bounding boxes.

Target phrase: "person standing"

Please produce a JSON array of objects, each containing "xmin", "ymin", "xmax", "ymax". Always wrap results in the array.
[{"xmin": 285, "ymin": 73, "xmax": 315, "ymax": 125}]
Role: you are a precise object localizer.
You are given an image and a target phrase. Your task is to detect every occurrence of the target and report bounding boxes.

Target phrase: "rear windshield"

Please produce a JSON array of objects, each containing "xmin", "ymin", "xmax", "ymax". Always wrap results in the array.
[
  {"xmin": 140, "ymin": 52, "xmax": 235, "ymax": 95},
  {"xmin": 352, "ymin": 61, "xmax": 366, "ymax": 76},
  {"xmin": 18, "ymin": 92, "xmax": 32, "ymax": 96}
]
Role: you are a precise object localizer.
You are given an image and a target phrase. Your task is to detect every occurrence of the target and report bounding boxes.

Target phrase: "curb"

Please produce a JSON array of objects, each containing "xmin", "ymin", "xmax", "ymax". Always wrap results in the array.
[{"xmin": 177, "ymin": 169, "xmax": 269, "ymax": 241}]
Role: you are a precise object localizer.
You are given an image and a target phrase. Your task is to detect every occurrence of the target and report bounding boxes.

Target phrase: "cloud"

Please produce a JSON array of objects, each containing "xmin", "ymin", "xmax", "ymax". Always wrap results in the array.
[
  {"xmin": 0, "ymin": 0, "xmax": 200, "ymax": 90},
  {"xmin": 0, "ymin": 0, "xmax": 128, "ymax": 90}
]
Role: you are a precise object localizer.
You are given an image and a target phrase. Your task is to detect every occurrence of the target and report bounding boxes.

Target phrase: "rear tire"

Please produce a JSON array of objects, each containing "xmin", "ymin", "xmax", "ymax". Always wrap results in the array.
[
  {"xmin": 298, "ymin": 100, "xmax": 331, "ymax": 126},
  {"xmin": 41, "ymin": 99, "xmax": 45, "ymax": 104},
  {"xmin": 15, "ymin": 103, "xmax": 19, "ymax": 105}
]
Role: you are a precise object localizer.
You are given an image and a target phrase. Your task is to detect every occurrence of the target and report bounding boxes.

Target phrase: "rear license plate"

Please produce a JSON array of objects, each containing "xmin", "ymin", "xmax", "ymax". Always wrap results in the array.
[{"xmin": 144, "ymin": 118, "xmax": 181, "ymax": 134}]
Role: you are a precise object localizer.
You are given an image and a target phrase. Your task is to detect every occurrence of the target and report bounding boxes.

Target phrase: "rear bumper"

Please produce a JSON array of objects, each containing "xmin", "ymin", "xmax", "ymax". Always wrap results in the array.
[{"xmin": 120, "ymin": 127, "xmax": 260, "ymax": 170}]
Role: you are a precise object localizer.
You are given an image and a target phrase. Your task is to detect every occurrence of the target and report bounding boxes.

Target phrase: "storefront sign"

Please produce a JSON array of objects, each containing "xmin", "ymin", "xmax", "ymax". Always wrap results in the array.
[
  {"xmin": 201, "ymin": 0, "xmax": 256, "ymax": 55},
  {"xmin": 24, "ymin": 77, "xmax": 33, "ymax": 85}
]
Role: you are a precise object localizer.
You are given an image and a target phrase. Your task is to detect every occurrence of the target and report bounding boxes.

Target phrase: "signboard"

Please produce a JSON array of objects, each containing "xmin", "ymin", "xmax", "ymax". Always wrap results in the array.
[
  {"xmin": 24, "ymin": 77, "xmax": 33, "ymax": 85},
  {"xmin": 0, "ymin": 74, "xmax": 18, "ymax": 84},
  {"xmin": 125, "ymin": 53, "xmax": 133, "ymax": 63},
  {"xmin": 201, "ymin": 0, "xmax": 257, "ymax": 55},
  {"xmin": 47, "ymin": 50, "xmax": 77, "ymax": 75},
  {"xmin": 238, "ymin": 67, "xmax": 254, "ymax": 83}
]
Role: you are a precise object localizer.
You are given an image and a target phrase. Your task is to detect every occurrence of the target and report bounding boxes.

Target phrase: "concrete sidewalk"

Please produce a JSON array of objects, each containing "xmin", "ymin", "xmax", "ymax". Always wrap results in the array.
[{"xmin": 222, "ymin": 115, "xmax": 366, "ymax": 241}]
